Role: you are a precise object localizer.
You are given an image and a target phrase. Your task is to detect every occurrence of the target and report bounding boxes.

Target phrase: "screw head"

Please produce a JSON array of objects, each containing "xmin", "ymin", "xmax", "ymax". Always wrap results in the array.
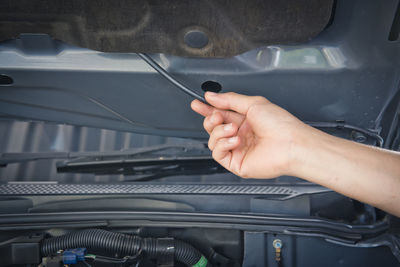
[
  {"xmin": 273, "ymin": 239, "xmax": 283, "ymax": 249},
  {"xmin": 351, "ymin": 131, "xmax": 367, "ymax": 143}
]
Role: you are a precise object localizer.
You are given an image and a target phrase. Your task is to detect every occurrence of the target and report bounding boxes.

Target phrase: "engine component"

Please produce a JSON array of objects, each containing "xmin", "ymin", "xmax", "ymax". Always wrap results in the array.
[
  {"xmin": 40, "ymin": 229, "xmax": 211, "ymax": 267},
  {"xmin": 0, "ymin": 234, "xmax": 42, "ymax": 266},
  {"xmin": 63, "ymin": 248, "xmax": 86, "ymax": 264},
  {"xmin": 39, "ymin": 253, "xmax": 63, "ymax": 267}
]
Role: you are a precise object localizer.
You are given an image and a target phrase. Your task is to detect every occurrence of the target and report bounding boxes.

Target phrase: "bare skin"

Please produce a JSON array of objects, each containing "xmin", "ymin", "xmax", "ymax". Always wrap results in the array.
[{"xmin": 191, "ymin": 92, "xmax": 400, "ymax": 217}]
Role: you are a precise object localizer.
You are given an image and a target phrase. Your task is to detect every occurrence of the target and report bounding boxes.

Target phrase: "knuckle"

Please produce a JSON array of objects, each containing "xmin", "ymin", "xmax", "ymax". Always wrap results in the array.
[
  {"xmin": 203, "ymin": 117, "xmax": 210, "ymax": 131},
  {"xmin": 207, "ymin": 138, "xmax": 213, "ymax": 150},
  {"xmin": 224, "ymin": 92, "xmax": 240, "ymax": 100},
  {"xmin": 247, "ymin": 100, "xmax": 271, "ymax": 116},
  {"xmin": 208, "ymin": 125, "xmax": 226, "ymax": 150},
  {"xmin": 211, "ymin": 141, "xmax": 224, "ymax": 160},
  {"xmin": 247, "ymin": 105, "xmax": 262, "ymax": 117},
  {"xmin": 237, "ymin": 165, "xmax": 251, "ymax": 178},
  {"xmin": 211, "ymin": 148, "xmax": 218, "ymax": 160},
  {"xmin": 213, "ymin": 124, "xmax": 224, "ymax": 137},
  {"xmin": 238, "ymin": 169, "xmax": 250, "ymax": 179},
  {"xmin": 216, "ymin": 124, "xmax": 225, "ymax": 134},
  {"xmin": 253, "ymin": 96, "xmax": 268, "ymax": 104},
  {"xmin": 224, "ymin": 92, "xmax": 236, "ymax": 97}
]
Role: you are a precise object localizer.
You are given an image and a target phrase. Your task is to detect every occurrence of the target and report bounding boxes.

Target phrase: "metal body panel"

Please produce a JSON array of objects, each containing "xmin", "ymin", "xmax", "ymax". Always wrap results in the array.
[
  {"xmin": 242, "ymin": 232, "xmax": 400, "ymax": 267},
  {"xmin": 0, "ymin": 0, "xmax": 398, "ymax": 138}
]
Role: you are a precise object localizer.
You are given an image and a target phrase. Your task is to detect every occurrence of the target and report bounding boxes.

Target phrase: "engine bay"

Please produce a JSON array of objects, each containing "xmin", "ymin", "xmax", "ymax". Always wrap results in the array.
[
  {"xmin": 0, "ymin": 0, "xmax": 399, "ymax": 266},
  {"xmin": 0, "ymin": 221, "xmax": 398, "ymax": 267}
]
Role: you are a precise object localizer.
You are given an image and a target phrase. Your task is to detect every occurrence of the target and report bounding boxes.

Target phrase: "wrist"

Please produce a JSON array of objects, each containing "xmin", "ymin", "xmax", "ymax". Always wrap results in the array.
[{"xmin": 287, "ymin": 124, "xmax": 330, "ymax": 179}]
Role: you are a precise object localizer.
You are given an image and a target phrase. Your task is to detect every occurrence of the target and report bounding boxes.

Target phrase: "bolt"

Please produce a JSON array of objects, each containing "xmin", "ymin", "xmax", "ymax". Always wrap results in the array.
[
  {"xmin": 351, "ymin": 131, "xmax": 367, "ymax": 143},
  {"xmin": 273, "ymin": 239, "xmax": 283, "ymax": 249}
]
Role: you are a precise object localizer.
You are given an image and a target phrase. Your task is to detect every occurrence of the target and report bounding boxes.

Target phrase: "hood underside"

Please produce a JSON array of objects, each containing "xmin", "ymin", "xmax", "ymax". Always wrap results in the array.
[
  {"xmin": 0, "ymin": 0, "xmax": 334, "ymax": 58},
  {"xmin": 0, "ymin": 0, "xmax": 399, "ymax": 140}
]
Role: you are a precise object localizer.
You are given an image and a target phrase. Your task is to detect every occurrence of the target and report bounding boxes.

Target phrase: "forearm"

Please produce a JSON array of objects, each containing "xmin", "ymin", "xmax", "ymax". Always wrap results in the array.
[{"xmin": 291, "ymin": 126, "xmax": 400, "ymax": 216}]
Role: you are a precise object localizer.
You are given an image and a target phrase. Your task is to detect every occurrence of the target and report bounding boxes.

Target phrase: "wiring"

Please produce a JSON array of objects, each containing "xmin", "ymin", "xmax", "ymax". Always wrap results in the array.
[
  {"xmin": 85, "ymin": 254, "xmax": 127, "ymax": 264},
  {"xmin": 85, "ymin": 250, "xmax": 143, "ymax": 266}
]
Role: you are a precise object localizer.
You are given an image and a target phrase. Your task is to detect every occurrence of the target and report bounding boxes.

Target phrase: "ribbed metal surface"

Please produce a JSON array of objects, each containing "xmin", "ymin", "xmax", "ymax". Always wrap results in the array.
[
  {"xmin": 0, "ymin": 120, "xmax": 305, "ymax": 184},
  {"xmin": 0, "ymin": 120, "xmax": 203, "ymax": 183},
  {"xmin": 0, "ymin": 184, "xmax": 297, "ymax": 195}
]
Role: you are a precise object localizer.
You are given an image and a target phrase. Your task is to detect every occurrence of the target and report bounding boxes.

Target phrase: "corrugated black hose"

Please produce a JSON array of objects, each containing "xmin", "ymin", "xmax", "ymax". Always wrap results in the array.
[{"xmin": 40, "ymin": 229, "xmax": 211, "ymax": 267}]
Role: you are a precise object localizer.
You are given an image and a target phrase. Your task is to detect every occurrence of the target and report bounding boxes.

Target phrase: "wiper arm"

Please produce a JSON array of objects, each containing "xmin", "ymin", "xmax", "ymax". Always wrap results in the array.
[
  {"xmin": 0, "ymin": 143, "xmax": 207, "ymax": 166},
  {"xmin": 0, "ymin": 121, "xmax": 383, "ymax": 172},
  {"xmin": 55, "ymin": 143, "xmax": 224, "ymax": 179},
  {"xmin": 56, "ymin": 155, "xmax": 225, "ymax": 180},
  {"xmin": 1, "ymin": 143, "xmax": 223, "ymax": 180}
]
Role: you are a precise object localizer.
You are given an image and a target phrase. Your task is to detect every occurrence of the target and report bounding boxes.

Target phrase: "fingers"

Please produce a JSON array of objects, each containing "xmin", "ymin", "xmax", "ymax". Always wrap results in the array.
[
  {"xmin": 205, "ymin": 92, "xmax": 270, "ymax": 115},
  {"xmin": 212, "ymin": 136, "xmax": 240, "ymax": 169},
  {"xmin": 208, "ymin": 123, "xmax": 238, "ymax": 150},
  {"xmin": 191, "ymin": 99, "xmax": 245, "ymax": 126},
  {"xmin": 191, "ymin": 96, "xmax": 243, "ymax": 172},
  {"xmin": 208, "ymin": 122, "xmax": 240, "ymax": 172},
  {"xmin": 203, "ymin": 112, "xmax": 224, "ymax": 134},
  {"xmin": 191, "ymin": 99, "xmax": 213, "ymax": 117}
]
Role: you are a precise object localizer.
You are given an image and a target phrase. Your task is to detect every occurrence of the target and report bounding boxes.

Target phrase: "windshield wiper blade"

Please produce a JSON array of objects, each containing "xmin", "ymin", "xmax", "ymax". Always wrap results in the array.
[
  {"xmin": 1, "ymin": 143, "xmax": 224, "ymax": 180},
  {"xmin": 0, "ymin": 143, "xmax": 207, "ymax": 167},
  {"xmin": 53, "ymin": 143, "xmax": 226, "ymax": 178},
  {"xmin": 56, "ymin": 155, "xmax": 225, "ymax": 179},
  {"xmin": 0, "ymin": 121, "xmax": 383, "ymax": 170}
]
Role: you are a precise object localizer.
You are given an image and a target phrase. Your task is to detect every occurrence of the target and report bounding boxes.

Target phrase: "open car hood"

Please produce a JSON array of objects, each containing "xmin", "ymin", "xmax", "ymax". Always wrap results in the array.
[
  {"xmin": 0, "ymin": 0, "xmax": 399, "ymax": 141},
  {"xmin": 1, "ymin": 2, "xmax": 400, "ymax": 266}
]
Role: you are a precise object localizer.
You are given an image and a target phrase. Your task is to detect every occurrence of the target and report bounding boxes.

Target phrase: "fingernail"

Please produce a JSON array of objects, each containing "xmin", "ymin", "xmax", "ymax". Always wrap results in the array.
[
  {"xmin": 228, "ymin": 136, "xmax": 238, "ymax": 144},
  {"xmin": 224, "ymin": 123, "xmax": 233, "ymax": 131},
  {"xmin": 206, "ymin": 92, "xmax": 217, "ymax": 98}
]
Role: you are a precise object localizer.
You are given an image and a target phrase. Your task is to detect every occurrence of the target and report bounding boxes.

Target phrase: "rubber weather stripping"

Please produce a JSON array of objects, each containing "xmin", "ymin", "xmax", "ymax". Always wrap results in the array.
[{"xmin": 138, "ymin": 53, "xmax": 206, "ymax": 102}]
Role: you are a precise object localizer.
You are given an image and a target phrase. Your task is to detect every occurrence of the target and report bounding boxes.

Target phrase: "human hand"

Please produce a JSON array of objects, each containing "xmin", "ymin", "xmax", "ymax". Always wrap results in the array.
[
  {"xmin": 191, "ymin": 92, "xmax": 309, "ymax": 178},
  {"xmin": 193, "ymin": 92, "xmax": 400, "ymax": 217}
]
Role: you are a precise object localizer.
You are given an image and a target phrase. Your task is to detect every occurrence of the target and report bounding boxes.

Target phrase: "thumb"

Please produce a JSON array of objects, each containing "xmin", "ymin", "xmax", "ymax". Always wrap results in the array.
[{"xmin": 205, "ymin": 92, "xmax": 270, "ymax": 115}]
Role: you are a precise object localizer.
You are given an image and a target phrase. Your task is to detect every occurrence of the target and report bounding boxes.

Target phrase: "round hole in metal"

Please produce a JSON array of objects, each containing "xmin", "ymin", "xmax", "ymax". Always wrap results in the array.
[
  {"xmin": 201, "ymin": 81, "xmax": 222, "ymax": 93},
  {"xmin": 184, "ymin": 30, "xmax": 209, "ymax": 49},
  {"xmin": 0, "ymin": 74, "xmax": 13, "ymax": 85}
]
